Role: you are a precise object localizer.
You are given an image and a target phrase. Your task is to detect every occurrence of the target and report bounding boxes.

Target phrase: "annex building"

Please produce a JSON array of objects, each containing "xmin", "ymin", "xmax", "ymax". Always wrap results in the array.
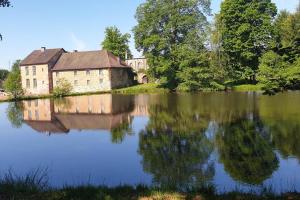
[{"xmin": 20, "ymin": 47, "xmax": 134, "ymax": 95}]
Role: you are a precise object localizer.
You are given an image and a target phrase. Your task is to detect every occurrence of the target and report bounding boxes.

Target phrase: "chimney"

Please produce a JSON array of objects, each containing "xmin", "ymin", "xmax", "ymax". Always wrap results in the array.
[
  {"xmin": 73, "ymin": 50, "xmax": 78, "ymax": 52},
  {"xmin": 41, "ymin": 47, "xmax": 46, "ymax": 52}
]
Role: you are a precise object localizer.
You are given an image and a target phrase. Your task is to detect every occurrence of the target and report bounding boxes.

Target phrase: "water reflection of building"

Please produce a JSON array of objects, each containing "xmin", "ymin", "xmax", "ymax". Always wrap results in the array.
[{"xmin": 23, "ymin": 94, "xmax": 137, "ymax": 134}]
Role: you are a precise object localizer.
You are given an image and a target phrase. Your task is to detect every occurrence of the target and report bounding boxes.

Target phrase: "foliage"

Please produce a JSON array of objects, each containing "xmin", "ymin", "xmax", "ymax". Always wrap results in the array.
[
  {"xmin": 257, "ymin": 51, "xmax": 300, "ymax": 94},
  {"xmin": 4, "ymin": 60, "xmax": 23, "ymax": 99},
  {"xmin": 257, "ymin": 51, "xmax": 286, "ymax": 94},
  {"xmin": 275, "ymin": 7, "xmax": 300, "ymax": 63},
  {"xmin": 101, "ymin": 26, "xmax": 132, "ymax": 60},
  {"xmin": 6, "ymin": 102, "xmax": 24, "ymax": 128},
  {"xmin": 216, "ymin": 118, "xmax": 279, "ymax": 185},
  {"xmin": 133, "ymin": 0, "xmax": 212, "ymax": 90},
  {"xmin": 0, "ymin": 0, "xmax": 10, "ymax": 7},
  {"xmin": 53, "ymin": 78, "xmax": 73, "ymax": 97},
  {"xmin": 219, "ymin": 0, "xmax": 277, "ymax": 80}
]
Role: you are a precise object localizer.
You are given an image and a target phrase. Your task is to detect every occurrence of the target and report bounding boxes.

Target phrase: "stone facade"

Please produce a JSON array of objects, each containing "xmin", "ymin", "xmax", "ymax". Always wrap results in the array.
[
  {"xmin": 53, "ymin": 69, "xmax": 111, "ymax": 93},
  {"xmin": 20, "ymin": 64, "xmax": 51, "ymax": 95},
  {"xmin": 125, "ymin": 58, "xmax": 149, "ymax": 84},
  {"xmin": 20, "ymin": 48, "xmax": 134, "ymax": 95}
]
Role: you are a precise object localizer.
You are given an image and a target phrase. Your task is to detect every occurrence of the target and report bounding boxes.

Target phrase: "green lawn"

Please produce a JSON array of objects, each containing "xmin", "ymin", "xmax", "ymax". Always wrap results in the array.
[
  {"xmin": 113, "ymin": 83, "xmax": 169, "ymax": 94},
  {"xmin": 231, "ymin": 84, "xmax": 264, "ymax": 92}
]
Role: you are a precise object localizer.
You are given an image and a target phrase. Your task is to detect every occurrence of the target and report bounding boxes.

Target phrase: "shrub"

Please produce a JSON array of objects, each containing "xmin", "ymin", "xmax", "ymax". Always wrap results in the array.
[{"xmin": 53, "ymin": 78, "xmax": 72, "ymax": 97}]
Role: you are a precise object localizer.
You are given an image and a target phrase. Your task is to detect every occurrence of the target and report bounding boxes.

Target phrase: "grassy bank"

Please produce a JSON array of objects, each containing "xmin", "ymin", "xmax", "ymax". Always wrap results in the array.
[
  {"xmin": 0, "ymin": 83, "xmax": 267, "ymax": 103},
  {"xmin": 0, "ymin": 84, "xmax": 167, "ymax": 103},
  {"xmin": 0, "ymin": 170, "xmax": 299, "ymax": 200},
  {"xmin": 113, "ymin": 83, "xmax": 169, "ymax": 94},
  {"xmin": 231, "ymin": 84, "xmax": 264, "ymax": 92}
]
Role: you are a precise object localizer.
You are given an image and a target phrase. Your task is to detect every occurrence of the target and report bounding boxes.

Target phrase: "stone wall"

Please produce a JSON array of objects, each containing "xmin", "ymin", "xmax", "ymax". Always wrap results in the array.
[
  {"xmin": 52, "ymin": 69, "xmax": 111, "ymax": 93},
  {"xmin": 20, "ymin": 64, "xmax": 51, "ymax": 95}
]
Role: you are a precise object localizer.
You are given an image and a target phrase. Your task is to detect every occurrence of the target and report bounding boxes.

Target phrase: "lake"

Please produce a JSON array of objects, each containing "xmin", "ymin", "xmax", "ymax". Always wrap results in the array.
[{"xmin": 0, "ymin": 92, "xmax": 300, "ymax": 194}]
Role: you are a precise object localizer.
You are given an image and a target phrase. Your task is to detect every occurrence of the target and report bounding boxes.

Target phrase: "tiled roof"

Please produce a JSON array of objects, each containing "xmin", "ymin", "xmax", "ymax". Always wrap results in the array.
[
  {"xmin": 20, "ymin": 48, "xmax": 64, "ymax": 66},
  {"xmin": 52, "ymin": 50, "xmax": 130, "ymax": 71}
]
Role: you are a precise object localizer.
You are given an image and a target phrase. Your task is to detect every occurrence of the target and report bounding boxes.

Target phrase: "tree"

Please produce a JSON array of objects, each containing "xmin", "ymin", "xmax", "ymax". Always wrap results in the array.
[
  {"xmin": 257, "ymin": 51, "xmax": 286, "ymax": 94},
  {"xmin": 53, "ymin": 78, "xmax": 73, "ymax": 97},
  {"xmin": 275, "ymin": 6, "xmax": 300, "ymax": 63},
  {"xmin": 219, "ymin": 0, "xmax": 277, "ymax": 81},
  {"xmin": 101, "ymin": 26, "xmax": 132, "ymax": 60},
  {"xmin": 4, "ymin": 60, "xmax": 23, "ymax": 99},
  {"xmin": 133, "ymin": 0, "xmax": 211, "ymax": 90},
  {"xmin": 0, "ymin": 69, "xmax": 9, "ymax": 80}
]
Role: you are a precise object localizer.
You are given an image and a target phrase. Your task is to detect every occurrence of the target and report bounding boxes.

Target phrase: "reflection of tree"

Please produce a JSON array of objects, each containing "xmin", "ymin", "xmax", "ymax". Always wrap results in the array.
[
  {"xmin": 54, "ymin": 98, "xmax": 73, "ymax": 111},
  {"xmin": 138, "ymin": 104, "xmax": 214, "ymax": 190},
  {"xmin": 6, "ymin": 102, "xmax": 24, "ymax": 128},
  {"xmin": 216, "ymin": 118, "xmax": 278, "ymax": 185},
  {"xmin": 111, "ymin": 121, "xmax": 133, "ymax": 144},
  {"xmin": 266, "ymin": 121, "xmax": 300, "ymax": 160}
]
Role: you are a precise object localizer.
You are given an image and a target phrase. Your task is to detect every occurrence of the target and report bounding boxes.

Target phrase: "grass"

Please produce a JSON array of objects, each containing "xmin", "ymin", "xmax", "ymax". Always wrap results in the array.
[
  {"xmin": 113, "ymin": 83, "xmax": 169, "ymax": 94},
  {"xmin": 0, "ymin": 170, "xmax": 299, "ymax": 200},
  {"xmin": 231, "ymin": 84, "xmax": 264, "ymax": 92}
]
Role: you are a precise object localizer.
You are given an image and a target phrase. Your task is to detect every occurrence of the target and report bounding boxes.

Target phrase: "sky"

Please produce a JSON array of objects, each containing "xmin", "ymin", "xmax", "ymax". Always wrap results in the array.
[{"xmin": 0, "ymin": 0, "xmax": 299, "ymax": 70}]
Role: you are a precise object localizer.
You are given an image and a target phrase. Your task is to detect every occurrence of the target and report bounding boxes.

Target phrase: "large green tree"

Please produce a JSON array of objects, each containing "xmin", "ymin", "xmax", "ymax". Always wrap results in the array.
[
  {"xmin": 275, "ymin": 5, "xmax": 300, "ymax": 63},
  {"xmin": 101, "ymin": 26, "xmax": 132, "ymax": 60},
  {"xmin": 4, "ymin": 60, "xmax": 23, "ymax": 99},
  {"xmin": 219, "ymin": 0, "xmax": 277, "ymax": 81},
  {"xmin": 133, "ymin": 0, "xmax": 211, "ymax": 90}
]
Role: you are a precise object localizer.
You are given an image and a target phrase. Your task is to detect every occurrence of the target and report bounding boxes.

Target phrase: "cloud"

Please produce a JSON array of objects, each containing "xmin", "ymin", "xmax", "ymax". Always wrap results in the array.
[{"xmin": 70, "ymin": 32, "xmax": 86, "ymax": 51}]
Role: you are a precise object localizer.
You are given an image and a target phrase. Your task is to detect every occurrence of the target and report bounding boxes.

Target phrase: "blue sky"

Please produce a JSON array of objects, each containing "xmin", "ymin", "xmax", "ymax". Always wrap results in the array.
[{"xmin": 0, "ymin": 0, "xmax": 299, "ymax": 69}]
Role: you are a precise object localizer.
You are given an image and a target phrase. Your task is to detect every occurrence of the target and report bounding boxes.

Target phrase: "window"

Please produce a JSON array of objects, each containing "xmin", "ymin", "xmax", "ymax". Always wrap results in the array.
[
  {"xmin": 28, "ymin": 110, "xmax": 32, "ymax": 120},
  {"xmin": 99, "ymin": 69, "xmax": 104, "ymax": 76},
  {"xmin": 74, "ymin": 71, "xmax": 77, "ymax": 76},
  {"xmin": 28, "ymin": 101, "xmax": 31, "ymax": 107},
  {"xmin": 74, "ymin": 80, "xmax": 78, "ymax": 86},
  {"xmin": 56, "ymin": 72, "xmax": 59, "ymax": 77},
  {"xmin": 26, "ymin": 67, "xmax": 29, "ymax": 75},
  {"xmin": 87, "ymin": 80, "xmax": 90, "ymax": 85},
  {"xmin": 99, "ymin": 79, "xmax": 103, "ymax": 84},
  {"xmin": 33, "ymin": 79, "xmax": 37, "ymax": 88},
  {"xmin": 56, "ymin": 81, "xmax": 59, "ymax": 85},
  {"xmin": 42, "ymin": 81, "xmax": 44, "ymax": 85},
  {"xmin": 86, "ymin": 70, "xmax": 90, "ymax": 75},
  {"xmin": 32, "ymin": 66, "xmax": 36, "ymax": 76},
  {"xmin": 26, "ymin": 79, "xmax": 30, "ymax": 88}
]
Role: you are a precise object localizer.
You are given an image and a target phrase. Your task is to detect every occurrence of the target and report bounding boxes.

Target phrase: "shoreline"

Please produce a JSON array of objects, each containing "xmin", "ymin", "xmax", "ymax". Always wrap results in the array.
[{"xmin": 0, "ymin": 83, "xmax": 269, "ymax": 103}]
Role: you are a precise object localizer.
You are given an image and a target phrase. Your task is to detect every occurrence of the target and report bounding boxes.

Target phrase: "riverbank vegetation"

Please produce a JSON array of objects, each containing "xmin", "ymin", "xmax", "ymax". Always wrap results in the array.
[
  {"xmin": 132, "ymin": 0, "xmax": 300, "ymax": 94},
  {"xmin": 0, "ymin": 169, "xmax": 299, "ymax": 200}
]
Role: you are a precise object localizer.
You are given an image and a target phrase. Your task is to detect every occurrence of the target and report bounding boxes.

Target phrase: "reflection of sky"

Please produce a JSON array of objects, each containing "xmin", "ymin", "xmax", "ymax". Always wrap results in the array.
[{"xmin": 0, "ymin": 103, "xmax": 152, "ymax": 187}]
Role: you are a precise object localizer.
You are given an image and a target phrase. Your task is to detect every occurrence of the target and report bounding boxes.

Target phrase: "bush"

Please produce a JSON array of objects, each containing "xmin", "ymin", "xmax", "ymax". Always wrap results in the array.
[
  {"xmin": 257, "ymin": 51, "xmax": 286, "ymax": 94},
  {"xmin": 53, "ymin": 78, "xmax": 72, "ymax": 97}
]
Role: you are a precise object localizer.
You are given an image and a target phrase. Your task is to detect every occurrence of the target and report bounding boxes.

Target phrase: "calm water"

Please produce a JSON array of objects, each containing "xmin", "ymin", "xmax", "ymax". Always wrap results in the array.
[{"xmin": 1, "ymin": 92, "xmax": 300, "ymax": 193}]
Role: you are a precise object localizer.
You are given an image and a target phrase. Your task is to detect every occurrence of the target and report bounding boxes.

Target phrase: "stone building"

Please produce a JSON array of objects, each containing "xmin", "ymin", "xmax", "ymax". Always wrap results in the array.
[
  {"xmin": 20, "ymin": 48, "xmax": 134, "ymax": 95},
  {"xmin": 125, "ymin": 58, "xmax": 149, "ymax": 84}
]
